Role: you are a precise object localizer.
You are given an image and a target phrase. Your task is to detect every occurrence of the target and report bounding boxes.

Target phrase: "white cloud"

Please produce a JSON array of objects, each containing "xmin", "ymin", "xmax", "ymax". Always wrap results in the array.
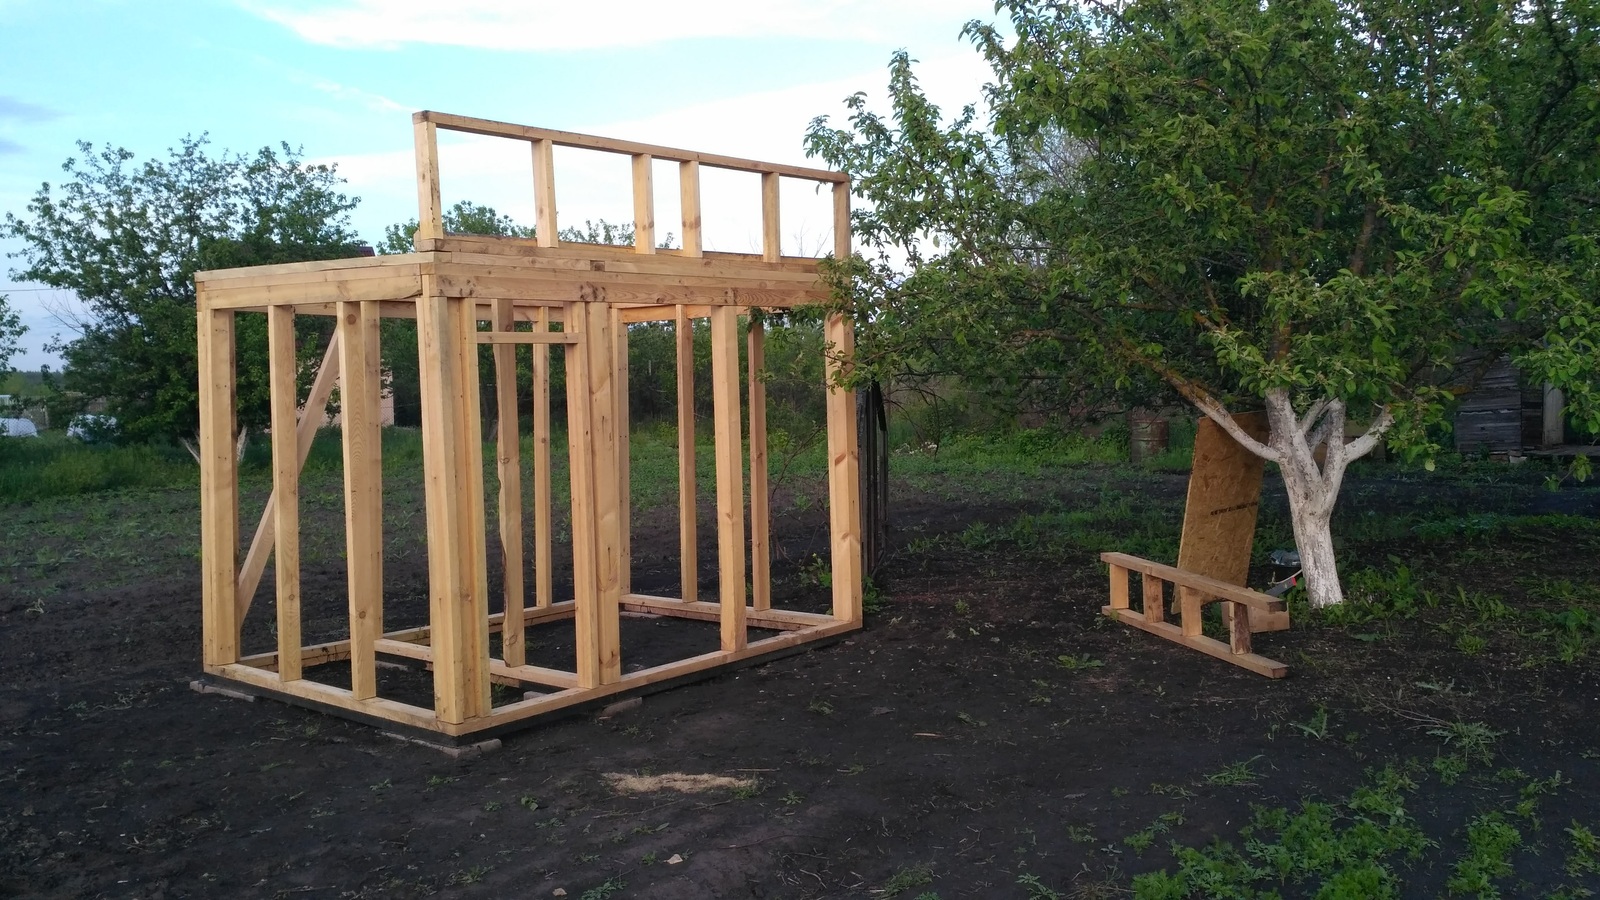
[{"xmin": 240, "ymin": 0, "xmax": 991, "ymax": 51}]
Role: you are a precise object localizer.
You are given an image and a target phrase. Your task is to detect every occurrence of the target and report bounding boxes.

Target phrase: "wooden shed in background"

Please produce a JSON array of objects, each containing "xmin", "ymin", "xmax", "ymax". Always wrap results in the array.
[
  {"xmin": 1454, "ymin": 355, "xmax": 1576, "ymax": 456},
  {"xmin": 194, "ymin": 111, "xmax": 863, "ymax": 741}
]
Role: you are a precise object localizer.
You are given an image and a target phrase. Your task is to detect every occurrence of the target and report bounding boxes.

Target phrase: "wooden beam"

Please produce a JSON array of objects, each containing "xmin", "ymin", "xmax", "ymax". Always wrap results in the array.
[
  {"xmin": 533, "ymin": 307, "xmax": 553, "ymax": 610},
  {"xmin": 709, "ymin": 305, "xmax": 748, "ymax": 650},
  {"xmin": 236, "ymin": 332, "xmax": 341, "ymax": 619},
  {"xmin": 1100, "ymin": 607, "xmax": 1288, "ymax": 678},
  {"xmin": 199, "ymin": 306, "xmax": 240, "ymax": 667},
  {"xmin": 533, "ymin": 138, "xmax": 559, "ymax": 248},
  {"xmin": 338, "ymin": 300, "xmax": 384, "ymax": 700},
  {"xmin": 623, "ymin": 594, "xmax": 833, "ymax": 632},
  {"xmin": 825, "ymin": 181, "xmax": 863, "ymax": 623},
  {"xmin": 474, "ymin": 331, "xmax": 579, "ymax": 345},
  {"xmin": 414, "ymin": 118, "xmax": 443, "ymax": 245},
  {"xmin": 675, "ymin": 307, "xmax": 697, "ymax": 604},
  {"xmin": 679, "ymin": 160, "xmax": 702, "ymax": 257},
  {"xmin": 266, "ymin": 306, "xmax": 302, "ymax": 682},
  {"xmin": 632, "ymin": 154, "xmax": 655, "ymax": 254},
  {"xmin": 761, "ymin": 172, "xmax": 781, "ymax": 262},
  {"xmin": 493, "ymin": 298, "xmax": 526, "ymax": 667},
  {"xmin": 747, "ymin": 316, "xmax": 770, "ymax": 610}
]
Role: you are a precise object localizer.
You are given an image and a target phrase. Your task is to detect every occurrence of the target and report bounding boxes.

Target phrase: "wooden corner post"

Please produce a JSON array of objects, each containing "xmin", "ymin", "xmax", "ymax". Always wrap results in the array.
[
  {"xmin": 826, "ymin": 181, "xmax": 864, "ymax": 623},
  {"xmin": 198, "ymin": 303, "xmax": 239, "ymax": 668}
]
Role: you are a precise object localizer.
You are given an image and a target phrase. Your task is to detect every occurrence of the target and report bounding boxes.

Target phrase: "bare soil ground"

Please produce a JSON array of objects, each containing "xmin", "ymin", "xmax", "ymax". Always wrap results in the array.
[{"xmin": 2, "ymin": 449, "xmax": 1599, "ymax": 899}]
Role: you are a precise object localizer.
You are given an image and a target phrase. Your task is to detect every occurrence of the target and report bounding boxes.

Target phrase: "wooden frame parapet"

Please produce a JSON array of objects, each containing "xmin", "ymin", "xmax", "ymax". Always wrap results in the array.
[{"xmin": 195, "ymin": 112, "xmax": 862, "ymax": 739}]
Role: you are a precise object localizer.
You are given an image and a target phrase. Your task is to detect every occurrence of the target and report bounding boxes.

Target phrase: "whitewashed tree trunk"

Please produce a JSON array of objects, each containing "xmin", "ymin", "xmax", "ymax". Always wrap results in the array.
[{"xmin": 1188, "ymin": 388, "xmax": 1392, "ymax": 607}]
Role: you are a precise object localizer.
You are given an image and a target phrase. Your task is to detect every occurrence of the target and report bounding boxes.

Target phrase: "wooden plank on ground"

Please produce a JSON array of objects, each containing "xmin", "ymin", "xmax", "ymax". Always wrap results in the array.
[{"xmin": 1099, "ymin": 608, "xmax": 1288, "ymax": 678}]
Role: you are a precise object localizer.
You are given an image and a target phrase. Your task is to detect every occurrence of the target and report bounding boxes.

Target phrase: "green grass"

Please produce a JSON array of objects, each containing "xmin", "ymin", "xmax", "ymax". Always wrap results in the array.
[{"xmin": 0, "ymin": 432, "xmax": 197, "ymax": 503}]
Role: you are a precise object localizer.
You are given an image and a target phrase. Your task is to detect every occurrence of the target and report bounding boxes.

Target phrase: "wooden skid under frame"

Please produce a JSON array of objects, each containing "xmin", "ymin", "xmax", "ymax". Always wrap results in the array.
[{"xmin": 194, "ymin": 111, "xmax": 863, "ymax": 737}]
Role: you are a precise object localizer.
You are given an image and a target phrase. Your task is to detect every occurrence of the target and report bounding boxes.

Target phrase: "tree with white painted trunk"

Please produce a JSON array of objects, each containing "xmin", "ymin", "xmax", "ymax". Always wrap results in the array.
[{"xmin": 808, "ymin": 0, "xmax": 1600, "ymax": 606}]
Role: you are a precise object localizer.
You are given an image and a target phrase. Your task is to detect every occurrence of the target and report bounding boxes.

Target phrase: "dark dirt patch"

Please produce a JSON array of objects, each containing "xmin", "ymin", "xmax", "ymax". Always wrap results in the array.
[{"xmin": 2, "ymin": 464, "xmax": 1600, "ymax": 899}]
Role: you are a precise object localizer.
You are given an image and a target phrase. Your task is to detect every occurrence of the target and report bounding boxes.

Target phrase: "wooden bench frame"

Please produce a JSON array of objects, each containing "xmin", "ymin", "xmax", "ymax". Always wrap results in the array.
[
  {"xmin": 195, "ymin": 111, "xmax": 863, "ymax": 740},
  {"xmin": 1100, "ymin": 552, "xmax": 1288, "ymax": 678}
]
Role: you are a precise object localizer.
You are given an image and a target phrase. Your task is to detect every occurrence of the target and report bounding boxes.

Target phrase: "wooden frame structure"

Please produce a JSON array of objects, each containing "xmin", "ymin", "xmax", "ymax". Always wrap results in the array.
[
  {"xmin": 1101, "ymin": 414, "xmax": 1290, "ymax": 677},
  {"xmin": 196, "ymin": 111, "xmax": 863, "ymax": 739}
]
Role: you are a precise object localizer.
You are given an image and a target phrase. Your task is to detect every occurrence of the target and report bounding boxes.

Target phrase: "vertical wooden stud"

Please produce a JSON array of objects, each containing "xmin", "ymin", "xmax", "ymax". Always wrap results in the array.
[
  {"xmin": 613, "ymin": 306, "xmax": 631, "ymax": 597},
  {"xmin": 338, "ymin": 299, "xmax": 383, "ymax": 700},
  {"xmin": 675, "ymin": 306, "xmax": 698, "ymax": 604},
  {"xmin": 747, "ymin": 316, "xmax": 770, "ymax": 610},
  {"xmin": 710, "ymin": 305, "xmax": 748, "ymax": 650},
  {"xmin": 761, "ymin": 172, "xmax": 781, "ymax": 262},
  {"xmin": 825, "ymin": 181, "xmax": 863, "ymax": 623},
  {"xmin": 1228, "ymin": 601, "xmax": 1253, "ymax": 654},
  {"xmin": 587, "ymin": 299, "xmax": 624, "ymax": 683},
  {"xmin": 564, "ymin": 301, "xmax": 601, "ymax": 688},
  {"xmin": 453, "ymin": 297, "xmax": 492, "ymax": 715},
  {"xmin": 418, "ymin": 286, "xmax": 471, "ymax": 724},
  {"xmin": 1143, "ymin": 572, "xmax": 1165, "ymax": 623},
  {"xmin": 533, "ymin": 307, "xmax": 553, "ymax": 610},
  {"xmin": 1179, "ymin": 585, "xmax": 1204, "ymax": 637},
  {"xmin": 1108, "ymin": 564, "xmax": 1129, "ymax": 612},
  {"xmin": 632, "ymin": 154, "xmax": 655, "ymax": 253},
  {"xmin": 533, "ymin": 139, "xmax": 558, "ymax": 248},
  {"xmin": 199, "ymin": 305, "xmax": 239, "ymax": 667},
  {"xmin": 679, "ymin": 160, "xmax": 702, "ymax": 257},
  {"xmin": 413, "ymin": 116, "xmax": 443, "ymax": 245},
  {"xmin": 493, "ymin": 298, "xmax": 525, "ymax": 666},
  {"xmin": 267, "ymin": 305, "xmax": 302, "ymax": 681}
]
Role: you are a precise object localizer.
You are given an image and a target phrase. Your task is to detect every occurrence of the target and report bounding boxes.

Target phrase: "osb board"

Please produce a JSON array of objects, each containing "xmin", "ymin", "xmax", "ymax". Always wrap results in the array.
[{"xmin": 1176, "ymin": 412, "xmax": 1287, "ymax": 632}]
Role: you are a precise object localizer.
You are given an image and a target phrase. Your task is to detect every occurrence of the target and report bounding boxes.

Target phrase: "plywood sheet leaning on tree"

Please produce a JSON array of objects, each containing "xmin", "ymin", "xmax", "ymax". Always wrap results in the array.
[
  {"xmin": 1100, "ymin": 411, "xmax": 1289, "ymax": 678},
  {"xmin": 1176, "ymin": 412, "xmax": 1288, "ymax": 633}
]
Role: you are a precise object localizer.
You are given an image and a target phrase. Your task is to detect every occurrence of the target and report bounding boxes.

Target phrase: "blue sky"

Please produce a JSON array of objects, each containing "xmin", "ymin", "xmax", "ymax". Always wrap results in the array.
[{"xmin": 0, "ymin": 0, "xmax": 1001, "ymax": 369}]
